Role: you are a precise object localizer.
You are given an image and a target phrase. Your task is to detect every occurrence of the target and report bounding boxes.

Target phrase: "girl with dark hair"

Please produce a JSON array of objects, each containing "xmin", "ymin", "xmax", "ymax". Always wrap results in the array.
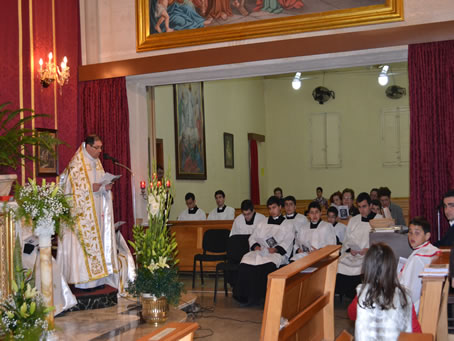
[{"xmin": 348, "ymin": 243, "xmax": 421, "ymax": 339}]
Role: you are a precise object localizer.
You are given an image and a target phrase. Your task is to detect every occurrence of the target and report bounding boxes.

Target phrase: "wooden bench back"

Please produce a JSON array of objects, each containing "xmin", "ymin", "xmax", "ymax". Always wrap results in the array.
[{"xmin": 261, "ymin": 245, "xmax": 341, "ymax": 341}]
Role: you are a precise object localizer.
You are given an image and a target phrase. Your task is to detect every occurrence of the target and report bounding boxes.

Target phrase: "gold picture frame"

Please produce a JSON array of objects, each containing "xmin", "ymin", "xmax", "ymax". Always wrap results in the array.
[{"xmin": 136, "ymin": 0, "xmax": 403, "ymax": 52}]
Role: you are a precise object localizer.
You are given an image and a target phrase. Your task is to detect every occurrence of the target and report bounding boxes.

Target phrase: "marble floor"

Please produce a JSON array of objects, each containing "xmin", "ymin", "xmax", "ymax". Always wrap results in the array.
[{"xmin": 54, "ymin": 273, "xmax": 354, "ymax": 340}]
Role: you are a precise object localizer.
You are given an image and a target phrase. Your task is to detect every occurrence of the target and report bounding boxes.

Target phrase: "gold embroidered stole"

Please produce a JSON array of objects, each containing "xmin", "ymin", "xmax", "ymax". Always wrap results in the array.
[{"xmin": 65, "ymin": 146, "xmax": 108, "ymax": 280}]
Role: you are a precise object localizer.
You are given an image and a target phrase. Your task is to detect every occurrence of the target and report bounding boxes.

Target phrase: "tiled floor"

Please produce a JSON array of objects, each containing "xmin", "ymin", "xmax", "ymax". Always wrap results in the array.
[{"xmin": 53, "ymin": 273, "xmax": 354, "ymax": 340}]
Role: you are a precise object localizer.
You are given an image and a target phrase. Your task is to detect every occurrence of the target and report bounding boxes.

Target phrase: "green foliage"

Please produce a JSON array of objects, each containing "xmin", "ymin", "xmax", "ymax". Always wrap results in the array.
[
  {"xmin": 0, "ymin": 102, "xmax": 63, "ymax": 169},
  {"xmin": 127, "ymin": 267, "xmax": 183, "ymax": 305}
]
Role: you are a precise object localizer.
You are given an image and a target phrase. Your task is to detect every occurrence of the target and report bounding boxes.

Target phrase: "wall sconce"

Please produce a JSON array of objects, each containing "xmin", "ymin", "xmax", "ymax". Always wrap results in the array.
[
  {"xmin": 38, "ymin": 52, "xmax": 70, "ymax": 88},
  {"xmin": 140, "ymin": 181, "xmax": 147, "ymax": 199}
]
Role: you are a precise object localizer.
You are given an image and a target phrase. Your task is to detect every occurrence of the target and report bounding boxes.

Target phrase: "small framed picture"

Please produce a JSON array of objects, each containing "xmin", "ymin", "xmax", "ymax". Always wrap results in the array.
[
  {"xmin": 223, "ymin": 133, "xmax": 234, "ymax": 169},
  {"xmin": 36, "ymin": 128, "xmax": 58, "ymax": 176}
]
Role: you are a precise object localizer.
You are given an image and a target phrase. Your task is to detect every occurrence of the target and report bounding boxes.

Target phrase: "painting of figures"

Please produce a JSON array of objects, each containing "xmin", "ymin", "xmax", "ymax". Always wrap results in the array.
[
  {"xmin": 137, "ymin": 0, "xmax": 402, "ymax": 51},
  {"xmin": 174, "ymin": 83, "xmax": 207, "ymax": 180}
]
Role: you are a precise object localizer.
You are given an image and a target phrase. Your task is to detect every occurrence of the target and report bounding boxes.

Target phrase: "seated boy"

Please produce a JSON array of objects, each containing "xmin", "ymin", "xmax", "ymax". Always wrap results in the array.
[
  {"xmin": 207, "ymin": 190, "xmax": 235, "ymax": 220},
  {"xmin": 177, "ymin": 192, "xmax": 206, "ymax": 221},
  {"xmin": 284, "ymin": 195, "xmax": 308, "ymax": 236},
  {"xmin": 336, "ymin": 192, "xmax": 382, "ymax": 298},
  {"xmin": 292, "ymin": 201, "xmax": 336, "ymax": 261},
  {"xmin": 327, "ymin": 206, "xmax": 347, "ymax": 244},
  {"xmin": 233, "ymin": 196, "xmax": 294, "ymax": 306},
  {"xmin": 398, "ymin": 217, "xmax": 440, "ymax": 313},
  {"xmin": 230, "ymin": 199, "xmax": 266, "ymax": 236}
]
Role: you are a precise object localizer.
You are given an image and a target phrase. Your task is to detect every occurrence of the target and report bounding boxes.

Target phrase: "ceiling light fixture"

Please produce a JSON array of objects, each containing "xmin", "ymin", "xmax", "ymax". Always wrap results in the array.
[
  {"xmin": 292, "ymin": 72, "xmax": 301, "ymax": 90},
  {"xmin": 378, "ymin": 65, "xmax": 389, "ymax": 86}
]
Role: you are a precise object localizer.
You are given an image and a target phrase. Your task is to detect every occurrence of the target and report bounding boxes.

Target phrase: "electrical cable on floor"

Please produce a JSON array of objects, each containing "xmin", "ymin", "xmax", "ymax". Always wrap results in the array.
[
  {"xmin": 193, "ymin": 327, "xmax": 214, "ymax": 339},
  {"xmin": 198, "ymin": 314, "xmax": 262, "ymax": 324}
]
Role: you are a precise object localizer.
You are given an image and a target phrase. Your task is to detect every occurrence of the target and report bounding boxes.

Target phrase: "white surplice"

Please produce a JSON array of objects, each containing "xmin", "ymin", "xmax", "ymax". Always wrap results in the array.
[
  {"xmin": 230, "ymin": 212, "xmax": 266, "ymax": 237},
  {"xmin": 241, "ymin": 217, "xmax": 295, "ymax": 268},
  {"xmin": 398, "ymin": 241, "xmax": 440, "ymax": 313},
  {"xmin": 337, "ymin": 213, "xmax": 383, "ymax": 276},
  {"xmin": 57, "ymin": 144, "xmax": 119, "ymax": 289},
  {"xmin": 207, "ymin": 206, "xmax": 235, "ymax": 220},
  {"xmin": 177, "ymin": 207, "xmax": 206, "ymax": 221},
  {"xmin": 333, "ymin": 221, "xmax": 347, "ymax": 243},
  {"xmin": 292, "ymin": 220, "xmax": 336, "ymax": 261},
  {"xmin": 285, "ymin": 213, "xmax": 309, "ymax": 238}
]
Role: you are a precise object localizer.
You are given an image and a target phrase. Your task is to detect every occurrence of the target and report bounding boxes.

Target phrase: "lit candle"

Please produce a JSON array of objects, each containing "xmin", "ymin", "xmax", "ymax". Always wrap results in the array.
[
  {"xmin": 48, "ymin": 52, "xmax": 53, "ymax": 61},
  {"xmin": 39, "ymin": 58, "xmax": 43, "ymax": 71},
  {"xmin": 140, "ymin": 181, "xmax": 146, "ymax": 189}
]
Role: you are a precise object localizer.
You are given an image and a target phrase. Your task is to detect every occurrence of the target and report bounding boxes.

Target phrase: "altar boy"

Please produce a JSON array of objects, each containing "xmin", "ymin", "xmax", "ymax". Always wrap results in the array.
[
  {"xmin": 207, "ymin": 190, "xmax": 235, "ymax": 220},
  {"xmin": 284, "ymin": 195, "xmax": 308, "ymax": 237},
  {"xmin": 233, "ymin": 196, "xmax": 294, "ymax": 306},
  {"xmin": 177, "ymin": 192, "xmax": 206, "ymax": 220},
  {"xmin": 292, "ymin": 201, "xmax": 336, "ymax": 261},
  {"xmin": 399, "ymin": 217, "xmax": 440, "ymax": 313},
  {"xmin": 230, "ymin": 199, "xmax": 266, "ymax": 236}
]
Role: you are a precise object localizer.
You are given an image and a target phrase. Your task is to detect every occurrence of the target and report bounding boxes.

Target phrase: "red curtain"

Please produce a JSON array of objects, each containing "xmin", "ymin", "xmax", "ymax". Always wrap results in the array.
[
  {"xmin": 79, "ymin": 77, "xmax": 134, "ymax": 243},
  {"xmin": 408, "ymin": 40, "xmax": 454, "ymax": 242},
  {"xmin": 250, "ymin": 139, "xmax": 260, "ymax": 205}
]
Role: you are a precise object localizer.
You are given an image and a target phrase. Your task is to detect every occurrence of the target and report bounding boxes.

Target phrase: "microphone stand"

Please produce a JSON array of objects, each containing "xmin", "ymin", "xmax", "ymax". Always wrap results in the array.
[
  {"xmin": 112, "ymin": 160, "xmax": 137, "ymax": 226},
  {"xmin": 437, "ymin": 206, "xmax": 441, "ymax": 242}
]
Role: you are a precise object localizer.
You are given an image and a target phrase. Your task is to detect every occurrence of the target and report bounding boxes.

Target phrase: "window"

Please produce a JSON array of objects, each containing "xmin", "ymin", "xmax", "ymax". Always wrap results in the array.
[
  {"xmin": 381, "ymin": 106, "xmax": 409, "ymax": 167},
  {"xmin": 310, "ymin": 112, "xmax": 341, "ymax": 168}
]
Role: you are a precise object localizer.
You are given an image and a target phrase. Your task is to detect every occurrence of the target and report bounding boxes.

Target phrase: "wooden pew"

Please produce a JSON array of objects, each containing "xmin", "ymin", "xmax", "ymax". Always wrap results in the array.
[
  {"xmin": 418, "ymin": 249, "xmax": 450, "ymax": 340},
  {"xmin": 136, "ymin": 322, "xmax": 199, "ymax": 341},
  {"xmin": 168, "ymin": 220, "xmax": 233, "ymax": 272},
  {"xmin": 261, "ymin": 245, "xmax": 341, "ymax": 341}
]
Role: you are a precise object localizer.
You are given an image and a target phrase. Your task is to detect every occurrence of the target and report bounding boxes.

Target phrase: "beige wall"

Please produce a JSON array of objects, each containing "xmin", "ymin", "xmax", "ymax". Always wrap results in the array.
[
  {"xmin": 263, "ymin": 68, "xmax": 410, "ymax": 201},
  {"xmin": 154, "ymin": 66, "xmax": 410, "ymax": 218},
  {"xmin": 155, "ymin": 78, "xmax": 267, "ymax": 220}
]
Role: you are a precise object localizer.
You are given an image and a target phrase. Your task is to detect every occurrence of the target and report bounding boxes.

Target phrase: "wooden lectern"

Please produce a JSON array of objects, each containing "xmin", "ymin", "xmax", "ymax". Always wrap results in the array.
[{"xmin": 261, "ymin": 245, "xmax": 341, "ymax": 341}]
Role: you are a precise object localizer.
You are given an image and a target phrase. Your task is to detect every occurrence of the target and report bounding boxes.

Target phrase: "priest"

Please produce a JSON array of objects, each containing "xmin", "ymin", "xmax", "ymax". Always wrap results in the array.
[
  {"xmin": 230, "ymin": 199, "xmax": 266, "ymax": 236},
  {"xmin": 336, "ymin": 192, "xmax": 382, "ymax": 298},
  {"xmin": 233, "ymin": 196, "xmax": 294, "ymax": 306},
  {"xmin": 57, "ymin": 135, "xmax": 133, "ymax": 291},
  {"xmin": 177, "ymin": 192, "xmax": 206, "ymax": 220},
  {"xmin": 207, "ymin": 190, "xmax": 235, "ymax": 220}
]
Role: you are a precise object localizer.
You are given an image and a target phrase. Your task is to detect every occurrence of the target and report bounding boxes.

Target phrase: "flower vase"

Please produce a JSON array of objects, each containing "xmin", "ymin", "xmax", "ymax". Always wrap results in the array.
[
  {"xmin": 141, "ymin": 294, "xmax": 169, "ymax": 325},
  {"xmin": 34, "ymin": 218, "xmax": 56, "ymax": 332}
]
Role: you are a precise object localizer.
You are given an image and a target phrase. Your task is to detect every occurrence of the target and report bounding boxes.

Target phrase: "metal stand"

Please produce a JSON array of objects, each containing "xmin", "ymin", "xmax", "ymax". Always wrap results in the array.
[{"xmin": 114, "ymin": 162, "xmax": 137, "ymax": 225}]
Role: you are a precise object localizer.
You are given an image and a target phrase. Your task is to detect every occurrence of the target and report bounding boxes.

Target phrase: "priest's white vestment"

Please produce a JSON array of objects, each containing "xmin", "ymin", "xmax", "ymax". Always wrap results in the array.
[
  {"xmin": 57, "ymin": 144, "xmax": 120, "ymax": 289},
  {"xmin": 230, "ymin": 212, "xmax": 266, "ymax": 237},
  {"xmin": 398, "ymin": 241, "xmax": 440, "ymax": 313},
  {"xmin": 207, "ymin": 206, "xmax": 235, "ymax": 220}
]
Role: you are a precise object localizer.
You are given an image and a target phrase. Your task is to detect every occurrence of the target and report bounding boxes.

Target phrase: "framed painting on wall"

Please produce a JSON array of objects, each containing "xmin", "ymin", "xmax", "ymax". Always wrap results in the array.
[
  {"xmin": 223, "ymin": 133, "xmax": 234, "ymax": 169},
  {"xmin": 136, "ymin": 0, "xmax": 403, "ymax": 51},
  {"xmin": 174, "ymin": 82, "xmax": 207, "ymax": 180},
  {"xmin": 36, "ymin": 128, "xmax": 58, "ymax": 176}
]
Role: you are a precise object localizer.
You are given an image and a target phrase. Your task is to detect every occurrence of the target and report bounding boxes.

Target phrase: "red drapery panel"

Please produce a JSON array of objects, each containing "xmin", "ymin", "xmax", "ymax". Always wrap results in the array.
[
  {"xmin": 79, "ymin": 77, "xmax": 134, "ymax": 243},
  {"xmin": 408, "ymin": 40, "xmax": 454, "ymax": 242},
  {"xmin": 250, "ymin": 140, "xmax": 260, "ymax": 205}
]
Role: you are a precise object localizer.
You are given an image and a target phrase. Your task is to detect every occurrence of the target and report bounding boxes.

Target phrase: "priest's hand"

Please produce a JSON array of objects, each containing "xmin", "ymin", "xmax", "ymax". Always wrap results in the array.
[
  {"xmin": 268, "ymin": 248, "xmax": 277, "ymax": 254},
  {"xmin": 93, "ymin": 183, "xmax": 102, "ymax": 192}
]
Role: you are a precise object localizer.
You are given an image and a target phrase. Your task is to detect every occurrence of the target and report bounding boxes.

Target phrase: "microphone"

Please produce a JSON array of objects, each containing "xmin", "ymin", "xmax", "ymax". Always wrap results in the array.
[{"xmin": 103, "ymin": 153, "xmax": 119, "ymax": 163}]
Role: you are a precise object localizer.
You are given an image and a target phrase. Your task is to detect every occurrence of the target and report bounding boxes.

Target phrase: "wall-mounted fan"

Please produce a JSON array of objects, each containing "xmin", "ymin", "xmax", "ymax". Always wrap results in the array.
[{"xmin": 312, "ymin": 86, "xmax": 335, "ymax": 104}]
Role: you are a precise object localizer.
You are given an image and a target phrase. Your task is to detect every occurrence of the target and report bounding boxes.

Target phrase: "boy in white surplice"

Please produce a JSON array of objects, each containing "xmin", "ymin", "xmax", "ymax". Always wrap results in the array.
[
  {"xmin": 233, "ymin": 196, "xmax": 294, "ymax": 306},
  {"xmin": 398, "ymin": 217, "xmax": 440, "ymax": 313}
]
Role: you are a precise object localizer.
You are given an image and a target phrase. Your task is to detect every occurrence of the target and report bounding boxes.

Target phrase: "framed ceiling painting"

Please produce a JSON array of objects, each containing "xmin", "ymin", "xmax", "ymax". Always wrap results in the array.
[
  {"xmin": 174, "ymin": 82, "xmax": 207, "ymax": 180},
  {"xmin": 136, "ymin": 0, "xmax": 403, "ymax": 51}
]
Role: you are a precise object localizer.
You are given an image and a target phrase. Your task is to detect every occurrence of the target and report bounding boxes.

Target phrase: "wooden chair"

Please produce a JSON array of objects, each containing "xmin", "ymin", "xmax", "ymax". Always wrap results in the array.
[
  {"xmin": 335, "ymin": 330, "xmax": 353, "ymax": 341},
  {"xmin": 260, "ymin": 245, "xmax": 341, "ymax": 341}
]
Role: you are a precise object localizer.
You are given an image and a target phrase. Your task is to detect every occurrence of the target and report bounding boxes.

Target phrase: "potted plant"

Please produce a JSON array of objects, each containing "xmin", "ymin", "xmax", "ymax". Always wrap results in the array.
[
  {"xmin": 0, "ymin": 102, "xmax": 61, "ymax": 197},
  {"xmin": 127, "ymin": 167, "xmax": 183, "ymax": 325}
]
